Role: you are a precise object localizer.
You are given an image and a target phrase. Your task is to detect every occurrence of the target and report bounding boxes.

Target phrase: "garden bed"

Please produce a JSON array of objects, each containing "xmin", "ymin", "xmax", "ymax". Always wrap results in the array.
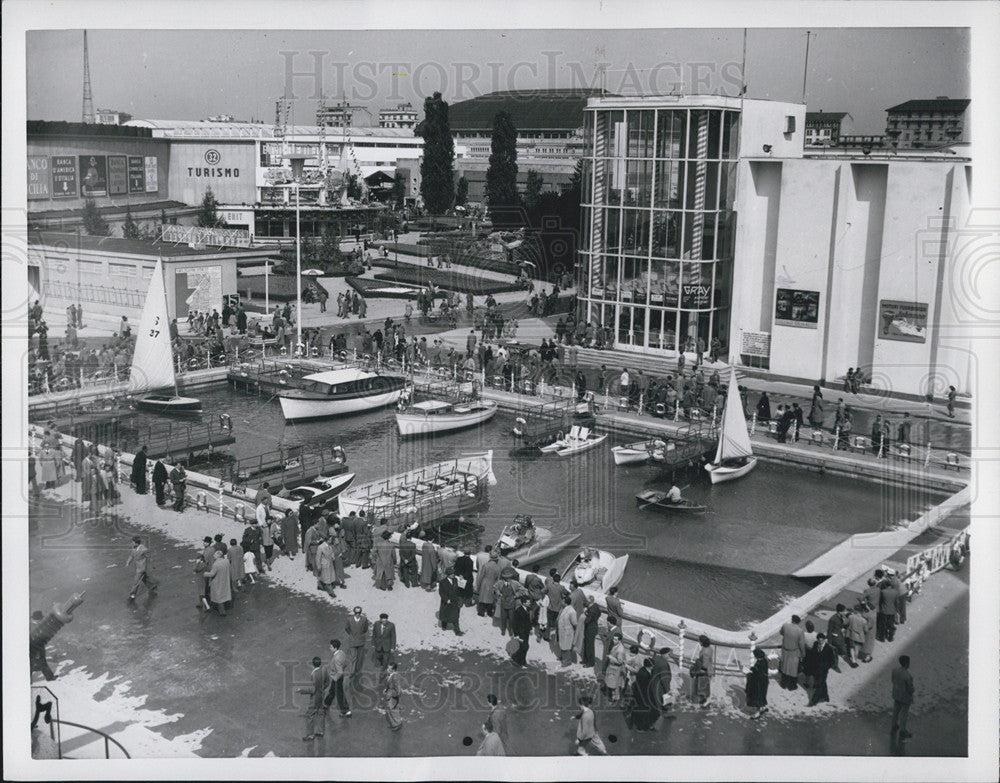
[
  {"xmin": 371, "ymin": 266, "xmax": 523, "ymax": 295},
  {"xmin": 344, "ymin": 276, "xmax": 420, "ymax": 299},
  {"xmin": 238, "ymin": 274, "xmax": 329, "ymax": 303}
]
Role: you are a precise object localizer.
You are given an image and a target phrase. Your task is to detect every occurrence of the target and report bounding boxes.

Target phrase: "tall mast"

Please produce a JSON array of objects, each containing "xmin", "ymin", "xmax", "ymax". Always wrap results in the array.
[{"xmin": 82, "ymin": 31, "xmax": 95, "ymax": 124}]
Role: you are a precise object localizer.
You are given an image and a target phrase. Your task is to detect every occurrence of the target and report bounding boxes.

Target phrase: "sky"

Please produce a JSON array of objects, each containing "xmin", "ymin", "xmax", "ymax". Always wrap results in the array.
[{"xmin": 26, "ymin": 27, "xmax": 969, "ymax": 134}]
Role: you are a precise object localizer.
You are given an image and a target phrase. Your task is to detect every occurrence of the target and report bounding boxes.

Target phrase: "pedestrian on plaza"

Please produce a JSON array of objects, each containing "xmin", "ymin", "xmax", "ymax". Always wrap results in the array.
[
  {"xmin": 299, "ymin": 656, "xmax": 330, "ymax": 741},
  {"xmin": 329, "ymin": 524, "xmax": 347, "ymax": 588},
  {"xmin": 476, "ymin": 723, "xmax": 506, "ymax": 756},
  {"xmin": 372, "ymin": 612, "xmax": 397, "ymax": 671},
  {"xmin": 281, "ymin": 508, "xmax": 299, "ymax": 558},
  {"xmin": 844, "ymin": 606, "xmax": 864, "ymax": 667},
  {"xmin": 30, "ymin": 610, "xmax": 57, "ymax": 681},
  {"xmin": 130, "ymin": 446, "xmax": 148, "ymax": 494},
  {"xmin": 543, "ymin": 571, "xmax": 568, "ymax": 639},
  {"xmin": 438, "ymin": 567, "xmax": 464, "ymax": 635},
  {"xmin": 169, "ymin": 463, "xmax": 187, "ymax": 512},
  {"xmin": 373, "ymin": 530, "xmax": 396, "ymax": 590},
  {"xmin": 573, "ymin": 694, "xmax": 607, "ymax": 756},
  {"xmin": 604, "ymin": 632, "xmax": 627, "ymax": 702},
  {"xmin": 381, "ymin": 660, "xmax": 404, "ymax": 731},
  {"xmin": 227, "ymin": 538, "xmax": 245, "ymax": 590},
  {"xmin": 807, "ymin": 385, "xmax": 824, "ymax": 428},
  {"xmin": 557, "ymin": 595, "xmax": 578, "ymax": 666},
  {"xmin": 744, "ymin": 647, "xmax": 770, "ymax": 719},
  {"xmin": 877, "ymin": 576, "xmax": 900, "ymax": 643},
  {"xmin": 495, "ymin": 569, "xmax": 522, "ymax": 636},
  {"xmin": 803, "ymin": 619, "xmax": 818, "ymax": 655},
  {"xmin": 791, "ymin": 402, "xmax": 804, "ymax": 441},
  {"xmin": 859, "ymin": 600, "xmax": 877, "ymax": 662},
  {"xmin": 946, "ymin": 385, "xmax": 956, "ymax": 418},
  {"xmin": 323, "ymin": 639, "xmax": 352, "ymax": 717},
  {"xmin": 207, "ymin": 550, "xmax": 233, "ymax": 615},
  {"xmin": 826, "ymin": 604, "xmax": 848, "ymax": 672},
  {"xmin": 756, "ymin": 391, "xmax": 772, "ymax": 423},
  {"xmin": 151, "ymin": 459, "xmax": 168, "ymax": 505},
  {"xmin": 260, "ymin": 505, "xmax": 277, "ymax": 569},
  {"xmin": 37, "ymin": 445, "xmax": 59, "ymax": 489},
  {"xmin": 890, "ymin": 655, "xmax": 915, "ymax": 747},
  {"xmin": 779, "ymin": 615, "xmax": 807, "ymax": 690},
  {"xmin": 483, "ymin": 693, "xmax": 511, "ymax": 753},
  {"xmin": 631, "ymin": 658, "xmax": 659, "ymax": 731},
  {"xmin": 581, "ymin": 595, "xmax": 601, "ymax": 667},
  {"xmin": 689, "ymin": 635, "xmax": 714, "ymax": 705},
  {"xmin": 419, "ymin": 540, "xmax": 439, "ymax": 591},
  {"xmin": 345, "ymin": 606, "xmax": 370, "ymax": 681},
  {"xmin": 897, "ymin": 412, "xmax": 912, "ymax": 445},
  {"xmin": 126, "ymin": 536, "xmax": 159, "ymax": 602},
  {"xmin": 398, "ymin": 532, "xmax": 419, "ymax": 587},
  {"xmin": 475, "ymin": 551, "xmax": 501, "ymax": 617},
  {"xmin": 510, "ymin": 595, "xmax": 532, "ymax": 667},
  {"xmin": 804, "ymin": 633, "xmax": 837, "ymax": 706},
  {"xmin": 650, "ymin": 646, "xmax": 674, "ymax": 718},
  {"xmin": 315, "ymin": 536, "xmax": 337, "ymax": 597},
  {"xmin": 71, "ymin": 437, "xmax": 87, "ymax": 482}
]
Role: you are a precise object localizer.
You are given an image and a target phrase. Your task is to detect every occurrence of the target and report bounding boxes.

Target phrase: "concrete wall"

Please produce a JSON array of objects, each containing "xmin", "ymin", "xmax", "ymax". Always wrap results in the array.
[{"xmin": 739, "ymin": 101, "xmax": 806, "ymax": 160}]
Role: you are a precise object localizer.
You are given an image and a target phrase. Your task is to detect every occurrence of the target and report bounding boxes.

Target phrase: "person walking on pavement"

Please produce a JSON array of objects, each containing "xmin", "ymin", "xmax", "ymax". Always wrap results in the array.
[
  {"xmin": 382, "ymin": 661, "xmax": 404, "ymax": 731},
  {"xmin": 206, "ymin": 550, "xmax": 233, "ymax": 616},
  {"xmin": 484, "ymin": 693, "xmax": 510, "ymax": 752},
  {"xmin": 323, "ymin": 639, "xmax": 352, "ymax": 717},
  {"xmin": 744, "ymin": 647, "xmax": 770, "ymax": 719},
  {"xmin": 779, "ymin": 615, "xmax": 807, "ymax": 689},
  {"xmin": 890, "ymin": 655, "xmax": 915, "ymax": 749},
  {"xmin": 169, "ymin": 463, "xmax": 187, "ymax": 512},
  {"xmin": 130, "ymin": 446, "xmax": 148, "ymax": 494},
  {"xmin": 438, "ymin": 567, "xmax": 464, "ymax": 635},
  {"xmin": 345, "ymin": 606, "xmax": 370, "ymax": 681},
  {"xmin": 573, "ymin": 694, "xmax": 607, "ymax": 756},
  {"xmin": 557, "ymin": 595, "xmax": 578, "ymax": 666},
  {"xmin": 372, "ymin": 613, "xmax": 397, "ymax": 672},
  {"xmin": 30, "ymin": 610, "xmax": 58, "ymax": 681},
  {"xmin": 825, "ymin": 604, "xmax": 847, "ymax": 673},
  {"xmin": 475, "ymin": 551, "xmax": 501, "ymax": 617},
  {"xmin": 300, "ymin": 656, "xmax": 331, "ymax": 741},
  {"xmin": 804, "ymin": 633, "xmax": 837, "ymax": 706},
  {"xmin": 510, "ymin": 595, "xmax": 532, "ymax": 666},
  {"xmin": 227, "ymin": 538, "xmax": 245, "ymax": 591},
  {"xmin": 878, "ymin": 576, "xmax": 900, "ymax": 643},
  {"xmin": 126, "ymin": 536, "xmax": 159, "ymax": 602}
]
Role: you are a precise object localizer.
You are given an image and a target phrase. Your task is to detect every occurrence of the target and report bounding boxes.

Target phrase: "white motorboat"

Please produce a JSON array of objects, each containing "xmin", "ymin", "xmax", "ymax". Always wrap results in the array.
[
  {"xmin": 493, "ymin": 516, "xmax": 581, "ymax": 567},
  {"xmin": 612, "ymin": 438, "xmax": 675, "ymax": 466},
  {"xmin": 562, "ymin": 547, "xmax": 629, "ymax": 594},
  {"xmin": 337, "ymin": 451, "xmax": 496, "ymax": 519},
  {"xmin": 540, "ymin": 425, "xmax": 607, "ymax": 457},
  {"xmin": 395, "ymin": 398, "xmax": 498, "ymax": 437},
  {"xmin": 704, "ymin": 368, "xmax": 758, "ymax": 484},
  {"xmin": 278, "ymin": 367, "xmax": 407, "ymax": 421},
  {"xmin": 130, "ymin": 258, "xmax": 201, "ymax": 414},
  {"xmin": 278, "ymin": 472, "xmax": 356, "ymax": 509}
]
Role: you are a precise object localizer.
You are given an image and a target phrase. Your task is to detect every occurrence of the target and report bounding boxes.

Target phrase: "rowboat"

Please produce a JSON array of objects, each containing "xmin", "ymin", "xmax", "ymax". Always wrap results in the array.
[
  {"xmin": 704, "ymin": 368, "xmax": 758, "ymax": 484},
  {"xmin": 493, "ymin": 516, "xmax": 581, "ymax": 568},
  {"xmin": 561, "ymin": 547, "xmax": 629, "ymax": 594},
  {"xmin": 395, "ymin": 398, "xmax": 498, "ymax": 437},
  {"xmin": 635, "ymin": 489, "xmax": 707, "ymax": 514},
  {"xmin": 612, "ymin": 438, "xmax": 675, "ymax": 466},
  {"xmin": 539, "ymin": 425, "xmax": 608, "ymax": 457}
]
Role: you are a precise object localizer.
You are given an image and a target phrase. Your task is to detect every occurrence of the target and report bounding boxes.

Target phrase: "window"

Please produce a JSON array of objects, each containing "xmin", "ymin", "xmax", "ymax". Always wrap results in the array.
[
  {"xmin": 109, "ymin": 262, "xmax": 137, "ymax": 277},
  {"xmin": 78, "ymin": 259, "xmax": 104, "ymax": 275}
]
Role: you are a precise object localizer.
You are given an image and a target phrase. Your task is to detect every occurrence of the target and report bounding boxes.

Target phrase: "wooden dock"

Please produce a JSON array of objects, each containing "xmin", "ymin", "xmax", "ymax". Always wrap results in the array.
[
  {"xmin": 121, "ymin": 420, "xmax": 237, "ymax": 462},
  {"xmin": 510, "ymin": 397, "xmax": 595, "ymax": 454},
  {"xmin": 216, "ymin": 444, "xmax": 349, "ymax": 490}
]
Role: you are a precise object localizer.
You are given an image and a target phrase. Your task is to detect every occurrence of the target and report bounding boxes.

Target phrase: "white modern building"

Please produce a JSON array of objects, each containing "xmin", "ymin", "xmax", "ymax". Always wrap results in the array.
[{"xmin": 577, "ymin": 94, "xmax": 972, "ymax": 396}]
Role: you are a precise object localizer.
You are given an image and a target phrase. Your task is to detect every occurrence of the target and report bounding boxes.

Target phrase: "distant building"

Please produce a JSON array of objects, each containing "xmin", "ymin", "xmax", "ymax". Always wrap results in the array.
[
  {"xmin": 885, "ymin": 97, "xmax": 969, "ymax": 148},
  {"xmin": 316, "ymin": 101, "xmax": 358, "ymax": 128},
  {"xmin": 379, "ymin": 103, "xmax": 418, "ymax": 129},
  {"xmin": 804, "ymin": 111, "xmax": 851, "ymax": 147},
  {"xmin": 95, "ymin": 108, "xmax": 133, "ymax": 126},
  {"xmin": 838, "ymin": 134, "xmax": 886, "ymax": 149}
]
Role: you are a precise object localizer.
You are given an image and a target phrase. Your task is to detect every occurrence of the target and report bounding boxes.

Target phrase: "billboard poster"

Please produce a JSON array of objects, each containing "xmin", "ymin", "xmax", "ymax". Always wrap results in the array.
[
  {"xmin": 79, "ymin": 155, "xmax": 108, "ymax": 196},
  {"xmin": 878, "ymin": 300, "xmax": 928, "ymax": 343},
  {"xmin": 774, "ymin": 288, "xmax": 820, "ymax": 328},
  {"xmin": 128, "ymin": 156, "xmax": 146, "ymax": 193},
  {"xmin": 27, "ymin": 156, "xmax": 51, "ymax": 200},
  {"xmin": 144, "ymin": 156, "xmax": 159, "ymax": 192},
  {"xmin": 108, "ymin": 155, "xmax": 128, "ymax": 195},
  {"xmin": 681, "ymin": 283, "xmax": 712, "ymax": 309},
  {"xmin": 51, "ymin": 155, "xmax": 78, "ymax": 198},
  {"xmin": 175, "ymin": 265, "xmax": 222, "ymax": 316}
]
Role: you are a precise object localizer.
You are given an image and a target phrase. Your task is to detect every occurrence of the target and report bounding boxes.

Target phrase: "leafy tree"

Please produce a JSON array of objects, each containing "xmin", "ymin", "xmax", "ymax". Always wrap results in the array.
[
  {"xmin": 455, "ymin": 176, "xmax": 469, "ymax": 207},
  {"xmin": 416, "ymin": 92, "xmax": 455, "ymax": 220},
  {"xmin": 485, "ymin": 111, "xmax": 520, "ymax": 228},
  {"xmin": 81, "ymin": 198, "xmax": 110, "ymax": 236},
  {"xmin": 122, "ymin": 205, "xmax": 140, "ymax": 240},
  {"xmin": 196, "ymin": 188, "xmax": 228, "ymax": 228},
  {"xmin": 346, "ymin": 174, "xmax": 363, "ymax": 201},
  {"xmin": 523, "ymin": 169, "xmax": 544, "ymax": 215},
  {"xmin": 391, "ymin": 171, "xmax": 406, "ymax": 208},
  {"xmin": 319, "ymin": 222, "xmax": 341, "ymax": 264}
]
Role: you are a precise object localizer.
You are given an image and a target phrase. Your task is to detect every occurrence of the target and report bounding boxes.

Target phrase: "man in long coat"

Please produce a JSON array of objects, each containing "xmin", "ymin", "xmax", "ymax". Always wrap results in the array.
[
  {"xmin": 280, "ymin": 509, "xmax": 299, "ymax": 558},
  {"xmin": 651, "ymin": 647, "xmax": 673, "ymax": 718},
  {"xmin": 373, "ymin": 531, "xmax": 396, "ymax": 590},
  {"xmin": 299, "ymin": 656, "xmax": 331, "ymax": 741},
  {"xmin": 779, "ymin": 614, "xmax": 807, "ymax": 690},
  {"xmin": 342, "ymin": 513, "xmax": 359, "ymax": 565},
  {"xmin": 419, "ymin": 541, "xmax": 439, "ymax": 591},
  {"xmin": 329, "ymin": 526, "xmax": 347, "ymax": 587},
  {"xmin": 475, "ymin": 552, "xmax": 502, "ymax": 617},
  {"xmin": 398, "ymin": 533, "xmax": 419, "ymax": 587},
  {"xmin": 227, "ymin": 538, "xmax": 245, "ymax": 590},
  {"xmin": 126, "ymin": 536, "xmax": 158, "ymax": 601},
  {"xmin": 632, "ymin": 658, "xmax": 659, "ymax": 730},
  {"xmin": 71, "ymin": 437, "xmax": 87, "ymax": 482},
  {"xmin": 557, "ymin": 596, "xmax": 578, "ymax": 666},
  {"xmin": 438, "ymin": 569, "xmax": 463, "ymax": 635},
  {"xmin": 207, "ymin": 550, "xmax": 233, "ymax": 615},
  {"xmin": 315, "ymin": 537, "xmax": 337, "ymax": 596},
  {"xmin": 131, "ymin": 446, "xmax": 148, "ymax": 494},
  {"xmin": 372, "ymin": 613, "xmax": 397, "ymax": 672},
  {"xmin": 345, "ymin": 607, "xmax": 370, "ymax": 679},
  {"xmin": 304, "ymin": 523, "xmax": 321, "ymax": 573},
  {"xmin": 356, "ymin": 519, "xmax": 374, "ymax": 569},
  {"xmin": 510, "ymin": 595, "xmax": 532, "ymax": 666},
  {"xmin": 581, "ymin": 596, "xmax": 602, "ymax": 667}
]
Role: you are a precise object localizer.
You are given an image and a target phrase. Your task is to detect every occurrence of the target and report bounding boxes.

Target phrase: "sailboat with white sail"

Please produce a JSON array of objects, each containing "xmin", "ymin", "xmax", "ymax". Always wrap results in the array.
[
  {"xmin": 131, "ymin": 258, "xmax": 202, "ymax": 413},
  {"xmin": 704, "ymin": 367, "xmax": 757, "ymax": 484}
]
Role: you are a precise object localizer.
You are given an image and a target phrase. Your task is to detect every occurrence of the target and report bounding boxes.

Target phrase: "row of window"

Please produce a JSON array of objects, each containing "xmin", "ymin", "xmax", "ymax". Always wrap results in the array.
[{"xmin": 584, "ymin": 108, "xmax": 741, "ymax": 162}]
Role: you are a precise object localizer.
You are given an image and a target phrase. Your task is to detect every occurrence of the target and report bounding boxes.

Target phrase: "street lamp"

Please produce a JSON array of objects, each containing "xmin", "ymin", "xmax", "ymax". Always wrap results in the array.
[{"xmin": 295, "ymin": 181, "xmax": 302, "ymax": 356}]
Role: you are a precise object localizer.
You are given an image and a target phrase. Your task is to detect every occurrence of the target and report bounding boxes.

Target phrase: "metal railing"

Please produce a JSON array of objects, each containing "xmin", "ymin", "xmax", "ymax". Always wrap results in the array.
[{"xmin": 54, "ymin": 719, "xmax": 132, "ymax": 759}]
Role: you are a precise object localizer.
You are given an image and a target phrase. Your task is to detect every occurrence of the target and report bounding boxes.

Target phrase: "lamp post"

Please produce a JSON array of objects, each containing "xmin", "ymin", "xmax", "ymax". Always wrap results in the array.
[{"xmin": 295, "ymin": 181, "xmax": 302, "ymax": 356}]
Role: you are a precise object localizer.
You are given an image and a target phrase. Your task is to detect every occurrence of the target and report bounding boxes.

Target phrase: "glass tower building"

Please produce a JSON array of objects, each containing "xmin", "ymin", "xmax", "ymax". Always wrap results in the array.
[{"xmin": 578, "ymin": 96, "xmax": 742, "ymax": 355}]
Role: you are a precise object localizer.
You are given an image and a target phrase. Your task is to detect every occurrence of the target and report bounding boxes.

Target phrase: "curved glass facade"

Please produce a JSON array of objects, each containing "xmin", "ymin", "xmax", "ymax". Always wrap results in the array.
[{"xmin": 579, "ymin": 105, "xmax": 740, "ymax": 353}]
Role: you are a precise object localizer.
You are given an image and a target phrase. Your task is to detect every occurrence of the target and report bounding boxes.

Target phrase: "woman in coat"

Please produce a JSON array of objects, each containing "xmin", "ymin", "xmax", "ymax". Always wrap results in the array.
[
  {"xmin": 303, "ymin": 523, "xmax": 320, "ymax": 573},
  {"xmin": 280, "ymin": 509, "xmax": 299, "ymax": 558},
  {"xmin": 603, "ymin": 635, "xmax": 627, "ymax": 703},
  {"xmin": 207, "ymin": 550, "xmax": 232, "ymax": 615},
  {"xmin": 419, "ymin": 541, "xmax": 439, "ymax": 591},
  {"xmin": 330, "ymin": 526, "xmax": 347, "ymax": 588},
  {"xmin": 152, "ymin": 460, "xmax": 169, "ymax": 506},
  {"xmin": 315, "ymin": 537, "xmax": 336, "ymax": 596},
  {"xmin": 689, "ymin": 635, "xmax": 714, "ymax": 705},
  {"xmin": 807, "ymin": 385, "xmax": 824, "ymax": 428},
  {"xmin": 227, "ymin": 539, "xmax": 245, "ymax": 590},
  {"xmin": 37, "ymin": 446, "xmax": 59, "ymax": 488},
  {"xmin": 744, "ymin": 647, "xmax": 770, "ymax": 718}
]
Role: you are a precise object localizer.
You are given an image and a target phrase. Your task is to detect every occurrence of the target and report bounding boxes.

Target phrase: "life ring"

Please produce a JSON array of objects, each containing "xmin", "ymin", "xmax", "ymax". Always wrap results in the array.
[
  {"xmin": 332, "ymin": 446, "xmax": 346, "ymax": 463},
  {"xmin": 279, "ymin": 346, "xmax": 288, "ymax": 357},
  {"xmin": 188, "ymin": 358, "xmax": 201, "ymax": 370},
  {"xmin": 512, "ymin": 416, "xmax": 527, "ymax": 437},
  {"xmin": 493, "ymin": 375, "xmax": 504, "ymax": 388},
  {"xmin": 522, "ymin": 381, "xmax": 534, "ymax": 394},
  {"xmin": 397, "ymin": 399, "xmax": 407, "ymax": 411},
  {"xmin": 338, "ymin": 350, "xmax": 348, "ymax": 362},
  {"xmin": 655, "ymin": 402, "xmax": 666, "ymax": 416},
  {"xmin": 196, "ymin": 490, "xmax": 208, "ymax": 510},
  {"xmin": 278, "ymin": 369, "xmax": 291, "ymax": 385},
  {"xmin": 219, "ymin": 413, "xmax": 233, "ymax": 430},
  {"xmin": 285, "ymin": 457, "xmax": 302, "ymax": 469},
  {"xmin": 636, "ymin": 626, "xmax": 656, "ymax": 652},
  {"xmin": 464, "ymin": 370, "xmax": 474, "ymax": 382}
]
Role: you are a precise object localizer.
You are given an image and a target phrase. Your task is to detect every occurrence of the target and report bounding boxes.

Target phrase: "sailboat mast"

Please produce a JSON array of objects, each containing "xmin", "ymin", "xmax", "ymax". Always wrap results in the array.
[{"xmin": 161, "ymin": 259, "xmax": 180, "ymax": 397}]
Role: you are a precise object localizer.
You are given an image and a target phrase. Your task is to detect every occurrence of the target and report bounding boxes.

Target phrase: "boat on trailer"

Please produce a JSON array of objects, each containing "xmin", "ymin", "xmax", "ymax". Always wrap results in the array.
[
  {"xmin": 704, "ymin": 368, "xmax": 758, "ymax": 484},
  {"xmin": 540, "ymin": 425, "xmax": 607, "ymax": 457},
  {"xmin": 493, "ymin": 515, "xmax": 581, "ymax": 567},
  {"xmin": 635, "ymin": 489, "xmax": 707, "ymax": 514}
]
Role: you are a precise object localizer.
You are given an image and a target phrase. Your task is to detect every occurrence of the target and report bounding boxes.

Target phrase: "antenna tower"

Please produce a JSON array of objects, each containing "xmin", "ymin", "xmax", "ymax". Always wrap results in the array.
[{"xmin": 82, "ymin": 31, "xmax": 95, "ymax": 124}]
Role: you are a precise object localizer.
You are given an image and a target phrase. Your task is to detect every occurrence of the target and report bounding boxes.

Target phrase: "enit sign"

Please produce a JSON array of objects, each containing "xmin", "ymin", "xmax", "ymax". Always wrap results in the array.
[{"xmin": 187, "ymin": 148, "xmax": 239, "ymax": 178}]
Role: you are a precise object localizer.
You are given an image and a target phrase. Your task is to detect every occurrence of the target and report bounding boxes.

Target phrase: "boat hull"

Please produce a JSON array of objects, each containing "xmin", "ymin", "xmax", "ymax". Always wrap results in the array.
[
  {"xmin": 279, "ymin": 386, "xmax": 404, "ymax": 421},
  {"xmin": 135, "ymin": 394, "xmax": 202, "ymax": 413},
  {"xmin": 556, "ymin": 433, "xmax": 607, "ymax": 456},
  {"xmin": 395, "ymin": 402, "xmax": 497, "ymax": 437},
  {"xmin": 705, "ymin": 456, "xmax": 759, "ymax": 484},
  {"xmin": 612, "ymin": 446, "xmax": 649, "ymax": 465},
  {"xmin": 281, "ymin": 472, "xmax": 356, "ymax": 508},
  {"xmin": 635, "ymin": 490, "xmax": 706, "ymax": 513},
  {"xmin": 502, "ymin": 532, "xmax": 582, "ymax": 568}
]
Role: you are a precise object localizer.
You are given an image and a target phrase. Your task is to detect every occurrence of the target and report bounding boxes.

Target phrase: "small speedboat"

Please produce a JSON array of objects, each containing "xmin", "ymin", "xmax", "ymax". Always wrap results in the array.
[
  {"xmin": 494, "ymin": 516, "xmax": 581, "ymax": 568},
  {"xmin": 278, "ymin": 472, "xmax": 356, "ymax": 509},
  {"xmin": 612, "ymin": 438, "xmax": 675, "ymax": 466},
  {"xmin": 540, "ymin": 425, "xmax": 607, "ymax": 457},
  {"xmin": 562, "ymin": 547, "xmax": 629, "ymax": 594},
  {"xmin": 635, "ymin": 489, "xmax": 707, "ymax": 514}
]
